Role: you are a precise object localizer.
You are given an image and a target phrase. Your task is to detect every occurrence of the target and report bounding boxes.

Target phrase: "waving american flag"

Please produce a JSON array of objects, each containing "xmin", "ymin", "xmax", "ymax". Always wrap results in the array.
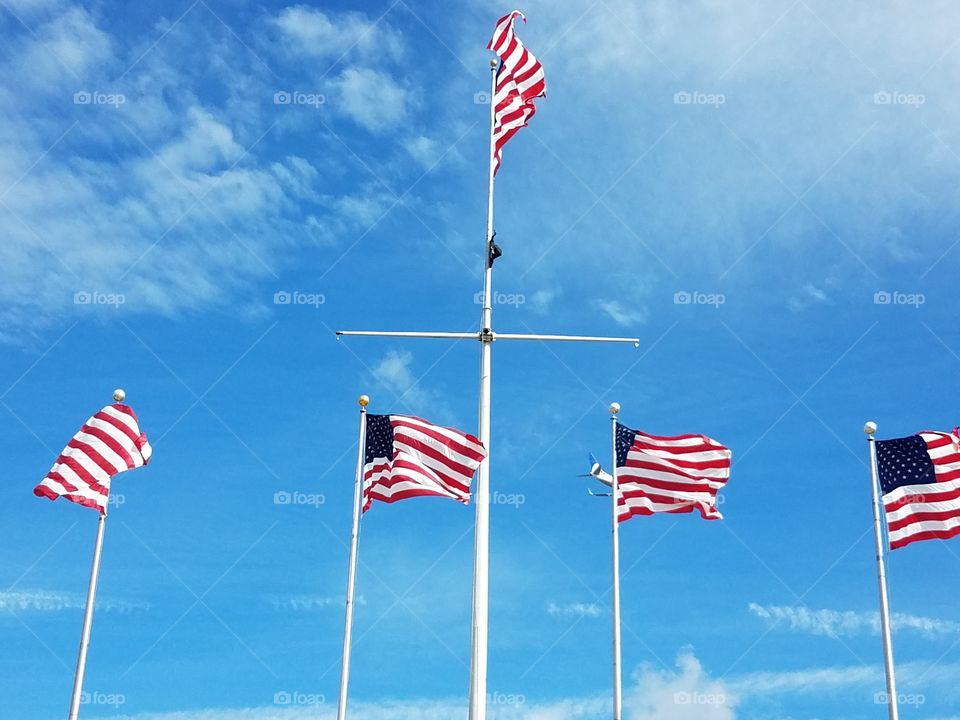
[
  {"xmin": 487, "ymin": 10, "xmax": 546, "ymax": 175},
  {"xmin": 615, "ymin": 423, "xmax": 732, "ymax": 522},
  {"xmin": 34, "ymin": 403, "xmax": 152, "ymax": 514},
  {"xmin": 363, "ymin": 414, "xmax": 485, "ymax": 512},
  {"xmin": 876, "ymin": 430, "xmax": 960, "ymax": 550}
]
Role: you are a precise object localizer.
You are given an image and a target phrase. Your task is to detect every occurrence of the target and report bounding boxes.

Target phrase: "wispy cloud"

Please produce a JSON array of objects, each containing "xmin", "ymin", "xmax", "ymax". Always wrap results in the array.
[
  {"xmin": 546, "ymin": 601, "xmax": 602, "ymax": 619},
  {"xmin": 267, "ymin": 594, "xmax": 364, "ymax": 612},
  {"xmin": 749, "ymin": 602, "xmax": 960, "ymax": 639},
  {"xmin": 594, "ymin": 299, "xmax": 647, "ymax": 327},
  {"xmin": 0, "ymin": 589, "xmax": 149, "ymax": 613}
]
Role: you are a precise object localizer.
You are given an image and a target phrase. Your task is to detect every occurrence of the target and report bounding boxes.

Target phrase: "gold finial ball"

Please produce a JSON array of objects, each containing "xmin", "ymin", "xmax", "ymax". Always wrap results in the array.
[
  {"xmin": 113, "ymin": 388, "xmax": 126, "ymax": 403},
  {"xmin": 490, "ymin": 59, "xmax": 498, "ymax": 68},
  {"xmin": 358, "ymin": 395, "xmax": 370, "ymax": 407},
  {"xmin": 864, "ymin": 421, "xmax": 877, "ymax": 435},
  {"xmin": 609, "ymin": 402, "xmax": 621, "ymax": 415}
]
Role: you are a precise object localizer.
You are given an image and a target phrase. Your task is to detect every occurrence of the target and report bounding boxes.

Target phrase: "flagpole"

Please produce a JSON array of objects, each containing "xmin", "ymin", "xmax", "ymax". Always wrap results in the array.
[
  {"xmin": 67, "ymin": 389, "xmax": 129, "ymax": 720},
  {"xmin": 468, "ymin": 58, "xmax": 499, "ymax": 720},
  {"xmin": 67, "ymin": 511, "xmax": 105, "ymax": 720},
  {"xmin": 865, "ymin": 421, "xmax": 899, "ymax": 720},
  {"xmin": 337, "ymin": 395, "xmax": 370, "ymax": 720},
  {"xmin": 609, "ymin": 403, "xmax": 623, "ymax": 720}
]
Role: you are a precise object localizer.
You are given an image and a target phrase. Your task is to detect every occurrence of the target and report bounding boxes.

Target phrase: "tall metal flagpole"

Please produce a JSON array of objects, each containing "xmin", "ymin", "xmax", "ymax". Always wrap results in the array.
[
  {"xmin": 609, "ymin": 403, "xmax": 623, "ymax": 720},
  {"xmin": 67, "ymin": 388, "xmax": 125, "ymax": 720},
  {"xmin": 865, "ymin": 421, "xmax": 899, "ymax": 720},
  {"xmin": 336, "ymin": 56, "xmax": 639, "ymax": 720},
  {"xmin": 467, "ymin": 57, "xmax": 499, "ymax": 720},
  {"xmin": 337, "ymin": 395, "xmax": 370, "ymax": 720}
]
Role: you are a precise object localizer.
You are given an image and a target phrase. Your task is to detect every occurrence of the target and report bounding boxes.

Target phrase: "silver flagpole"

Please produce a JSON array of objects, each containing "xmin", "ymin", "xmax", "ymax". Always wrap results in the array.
[
  {"xmin": 337, "ymin": 395, "xmax": 370, "ymax": 720},
  {"xmin": 67, "ymin": 511, "xmax": 106, "ymax": 720},
  {"xmin": 67, "ymin": 389, "xmax": 128, "ymax": 720},
  {"xmin": 609, "ymin": 403, "xmax": 623, "ymax": 720},
  {"xmin": 865, "ymin": 421, "xmax": 899, "ymax": 720},
  {"xmin": 468, "ymin": 58, "xmax": 499, "ymax": 720}
]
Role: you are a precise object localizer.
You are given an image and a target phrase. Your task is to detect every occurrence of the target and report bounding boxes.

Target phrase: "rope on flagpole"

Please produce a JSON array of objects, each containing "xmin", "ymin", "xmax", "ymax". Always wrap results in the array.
[
  {"xmin": 865, "ymin": 421, "xmax": 900, "ymax": 720},
  {"xmin": 337, "ymin": 395, "xmax": 370, "ymax": 720},
  {"xmin": 609, "ymin": 403, "xmax": 623, "ymax": 720}
]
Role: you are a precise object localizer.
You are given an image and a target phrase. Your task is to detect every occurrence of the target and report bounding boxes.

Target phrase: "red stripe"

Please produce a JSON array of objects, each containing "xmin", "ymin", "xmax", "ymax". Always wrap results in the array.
[
  {"xmin": 630, "ymin": 439, "xmax": 728, "ymax": 457},
  {"xmin": 94, "ymin": 409, "xmax": 139, "ymax": 444},
  {"xmin": 934, "ymin": 468, "xmax": 960, "ymax": 482},
  {"xmin": 623, "ymin": 456, "xmax": 729, "ymax": 478},
  {"xmin": 391, "ymin": 458, "xmax": 470, "ymax": 495},
  {"xmin": 81, "ymin": 424, "xmax": 135, "ymax": 469},
  {"xmin": 618, "ymin": 502, "xmax": 719, "ymax": 522},
  {"xmin": 390, "ymin": 418, "xmax": 485, "ymax": 462},
  {"xmin": 890, "ymin": 524, "xmax": 960, "ymax": 550},
  {"xmin": 885, "ymin": 486, "xmax": 960, "ymax": 511},
  {"xmin": 67, "ymin": 438, "xmax": 115, "ymax": 477},
  {"xmin": 52, "ymin": 455, "xmax": 109, "ymax": 496},
  {"xmin": 887, "ymin": 508, "xmax": 960, "ymax": 533},
  {"xmin": 365, "ymin": 487, "xmax": 467, "ymax": 510},
  {"xmin": 619, "ymin": 475, "xmax": 719, "ymax": 495}
]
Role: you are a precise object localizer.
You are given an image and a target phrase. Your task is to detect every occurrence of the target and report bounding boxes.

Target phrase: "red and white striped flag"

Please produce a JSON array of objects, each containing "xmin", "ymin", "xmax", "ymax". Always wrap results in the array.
[
  {"xmin": 615, "ymin": 423, "xmax": 732, "ymax": 522},
  {"xmin": 486, "ymin": 10, "xmax": 546, "ymax": 175},
  {"xmin": 34, "ymin": 403, "xmax": 152, "ymax": 514},
  {"xmin": 363, "ymin": 414, "xmax": 485, "ymax": 511},
  {"xmin": 876, "ymin": 430, "xmax": 960, "ymax": 550}
]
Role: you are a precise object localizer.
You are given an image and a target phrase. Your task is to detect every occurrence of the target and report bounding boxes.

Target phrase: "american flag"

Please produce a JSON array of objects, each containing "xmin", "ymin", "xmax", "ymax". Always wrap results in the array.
[
  {"xmin": 486, "ymin": 10, "xmax": 546, "ymax": 175},
  {"xmin": 363, "ymin": 414, "xmax": 486, "ymax": 512},
  {"xmin": 615, "ymin": 422, "xmax": 732, "ymax": 522},
  {"xmin": 33, "ymin": 403, "xmax": 152, "ymax": 514},
  {"xmin": 876, "ymin": 430, "xmax": 960, "ymax": 550}
]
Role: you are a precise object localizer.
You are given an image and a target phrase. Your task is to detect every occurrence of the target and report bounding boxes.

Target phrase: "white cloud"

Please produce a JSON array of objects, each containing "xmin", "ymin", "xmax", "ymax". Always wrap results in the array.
[
  {"xmin": 403, "ymin": 135, "xmax": 440, "ymax": 170},
  {"xmin": 371, "ymin": 350, "xmax": 445, "ymax": 417},
  {"xmin": 333, "ymin": 68, "xmax": 409, "ymax": 132},
  {"xmin": 16, "ymin": 6, "xmax": 112, "ymax": 86},
  {"xmin": 89, "ymin": 650, "xmax": 735, "ymax": 720},
  {"xmin": 749, "ymin": 602, "xmax": 960, "ymax": 640},
  {"xmin": 267, "ymin": 595, "xmax": 364, "ymax": 611},
  {"xmin": 546, "ymin": 601, "xmax": 602, "ymax": 619},
  {"xmin": 627, "ymin": 651, "xmax": 736, "ymax": 719},
  {"xmin": 786, "ymin": 282, "xmax": 832, "ymax": 312},
  {"xmin": 595, "ymin": 299, "xmax": 647, "ymax": 327},
  {"xmin": 527, "ymin": 288, "xmax": 558, "ymax": 315},
  {"xmin": 0, "ymin": 589, "xmax": 149, "ymax": 613},
  {"xmin": 273, "ymin": 6, "xmax": 404, "ymax": 62}
]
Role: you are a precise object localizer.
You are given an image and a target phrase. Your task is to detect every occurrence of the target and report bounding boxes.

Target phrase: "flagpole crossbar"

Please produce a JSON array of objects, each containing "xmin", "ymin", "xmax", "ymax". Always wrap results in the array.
[{"xmin": 336, "ymin": 330, "xmax": 640, "ymax": 346}]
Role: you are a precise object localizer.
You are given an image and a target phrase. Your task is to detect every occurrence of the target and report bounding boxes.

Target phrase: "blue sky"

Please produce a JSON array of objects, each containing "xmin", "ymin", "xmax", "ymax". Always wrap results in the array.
[{"xmin": 3, "ymin": 0, "xmax": 960, "ymax": 718}]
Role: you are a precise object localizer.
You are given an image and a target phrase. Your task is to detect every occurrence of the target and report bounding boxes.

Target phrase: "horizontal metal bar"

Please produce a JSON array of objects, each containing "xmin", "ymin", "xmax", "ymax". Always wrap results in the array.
[
  {"xmin": 336, "ymin": 330, "xmax": 479, "ymax": 340},
  {"xmin": 495, "ymin": 333, "xmax": 640, "ymax": 345}
]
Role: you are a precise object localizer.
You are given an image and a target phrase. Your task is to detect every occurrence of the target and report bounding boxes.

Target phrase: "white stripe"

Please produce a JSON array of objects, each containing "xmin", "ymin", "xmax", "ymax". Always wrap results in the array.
[
  {"xmin": 393, "ymin": 430, "xmax": 480, "ymax": 473},
  {"xmin": 634, "ymin": 434, "xmax": 720, "ymax": 448},
  {"xmin": 619, "ymin": 495, "xmax": 722, "ymax": 519},
  {"xmin": 57, "ymin": 445, "xmax": 111, "ymax": 483},
  {"xmin": 49, "ymin": 462, "xmax": 110, "ymax": 494},
  {"xmin": 618, "ymin": 468, "xmax": 724, "ymax": 492},
  {"xmin": 364, "ymin": 462, "xmax": 463, "ymax": 501},
  {"xmin": 99, "ymin": 405, "xmax": 140, "ymax": 435},
  {"xmin": 73, "ymin": 430, "xmax": 128, "ymax": 473},
  {"xmin": 886, "ymin": 495, "xmax": 960, "ymax": 525},
  {"xmin": 38, "ymin": 476, "xmax": 107, "ymax": 506},
  {"xmin": 394, "ymin": 416, "xmax": 483, "ymax": 452},
  {"xmin": 889, "ymin": 515, "xmax": 960, "ymax": 545}
]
